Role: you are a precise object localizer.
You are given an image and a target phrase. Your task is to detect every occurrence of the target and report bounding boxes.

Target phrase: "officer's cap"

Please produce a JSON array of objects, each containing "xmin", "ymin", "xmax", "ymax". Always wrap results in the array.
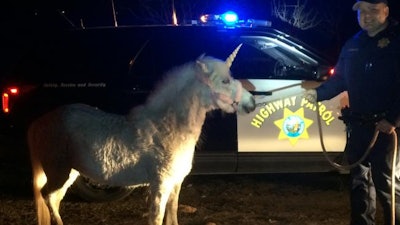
[{"xmin": 352, "ymin": 0, "xmax": 388, "ymax": 11}]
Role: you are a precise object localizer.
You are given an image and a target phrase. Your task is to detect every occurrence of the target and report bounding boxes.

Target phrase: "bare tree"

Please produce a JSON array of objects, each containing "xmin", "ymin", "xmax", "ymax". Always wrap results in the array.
[
  {"xmin": 125, "ymin": 0, "xmax": 207, "ymax": 25},
  {"xmin": 135, "ymin": 0, "xmax": 172, "ymax": 24},
  {"xmin": 272, "ymin": 0, "xmax": 321, "ymax": 30}
]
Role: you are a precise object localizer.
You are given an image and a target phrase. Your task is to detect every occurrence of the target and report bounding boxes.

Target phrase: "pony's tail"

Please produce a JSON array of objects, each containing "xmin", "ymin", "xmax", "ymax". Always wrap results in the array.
[{"xmin": 31, "ymin": 156, "xmax": 51, "ymax": 225}]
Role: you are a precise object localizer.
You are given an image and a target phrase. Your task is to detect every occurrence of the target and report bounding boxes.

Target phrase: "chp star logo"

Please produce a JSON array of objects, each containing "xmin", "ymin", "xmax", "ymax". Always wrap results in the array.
[
  {"xmin": 274, "ymin": 108, "xmax": 313, "ymax": 146},
  {"xmin": 378, "ymin": 38, "xmax": 390, "ymax": 48}
]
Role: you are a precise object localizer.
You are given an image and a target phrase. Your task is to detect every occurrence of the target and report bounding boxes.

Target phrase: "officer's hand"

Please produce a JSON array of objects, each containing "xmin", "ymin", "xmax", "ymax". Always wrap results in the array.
[
  {"xmin": 303, "ymin": 89, "xmax": 317, "ymax": 103},
  {"xmin": 376, "ymin": 119, "xmax": 395, "ymax": 134}
]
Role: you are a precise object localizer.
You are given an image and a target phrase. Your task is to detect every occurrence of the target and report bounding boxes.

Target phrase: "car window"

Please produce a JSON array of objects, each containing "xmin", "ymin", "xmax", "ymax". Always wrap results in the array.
[
  {"xmin": 231, "ymin": 36, "xmax": 321, "ymax": 80},
  {"xmin": 230, "ymin": 43, "xmax": 275, "ymax": 79}
]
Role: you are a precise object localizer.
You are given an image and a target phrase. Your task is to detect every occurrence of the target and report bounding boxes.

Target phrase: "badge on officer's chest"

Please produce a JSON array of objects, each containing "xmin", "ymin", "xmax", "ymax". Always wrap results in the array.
[{"xmin": 378, "ymin": 38, "xmax": 390, "ymax": 48}]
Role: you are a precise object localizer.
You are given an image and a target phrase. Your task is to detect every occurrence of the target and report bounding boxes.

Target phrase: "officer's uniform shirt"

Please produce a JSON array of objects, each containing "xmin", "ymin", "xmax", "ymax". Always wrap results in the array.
[{"xmin": 317, "ymin": 19, "xmax": 400, "ymax": 126}]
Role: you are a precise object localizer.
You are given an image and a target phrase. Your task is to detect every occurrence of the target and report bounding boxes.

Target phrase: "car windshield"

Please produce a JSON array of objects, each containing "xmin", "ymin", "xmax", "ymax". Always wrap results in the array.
[
  {"xmin": 242, "ymin": 36, "xmax": 318, "ymax": 66},
  {"xmin": 230, "ymin": 35, "xmax": 325, "ymax": 80}
]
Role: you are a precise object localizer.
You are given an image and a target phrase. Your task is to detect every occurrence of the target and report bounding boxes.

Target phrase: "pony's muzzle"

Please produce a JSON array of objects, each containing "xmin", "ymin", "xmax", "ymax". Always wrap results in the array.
[
  {"xmin": 235, "ymin": 80, "xmax": 256, "ymax": 114},
  {"xmin": 242, "ymin": 96, "xmax": 256, "ymax": 113}
]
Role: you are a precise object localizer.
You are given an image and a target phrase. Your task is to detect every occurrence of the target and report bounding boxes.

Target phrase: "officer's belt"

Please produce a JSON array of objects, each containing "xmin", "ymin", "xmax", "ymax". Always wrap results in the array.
[{"xmin": 339, "ymin": 110, "xmax": 386, "ymax": 125}]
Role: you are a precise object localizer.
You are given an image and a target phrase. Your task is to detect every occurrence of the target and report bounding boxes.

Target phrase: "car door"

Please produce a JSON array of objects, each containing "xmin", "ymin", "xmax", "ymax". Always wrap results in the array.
[{"xmin": 231, "ymin": 34, "xmax": 347, "ymax": 173}]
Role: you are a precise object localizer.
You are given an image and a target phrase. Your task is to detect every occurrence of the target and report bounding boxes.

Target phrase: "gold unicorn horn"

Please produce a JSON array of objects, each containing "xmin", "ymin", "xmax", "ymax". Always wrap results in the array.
[{"xmin": 226, "ymin": 43, "xmax": 243, "ymax": 68}]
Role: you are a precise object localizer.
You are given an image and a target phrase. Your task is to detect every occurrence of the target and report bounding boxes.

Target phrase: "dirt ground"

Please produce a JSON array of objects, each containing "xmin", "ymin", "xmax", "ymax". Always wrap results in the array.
[{"xmin": 0, "ymin": 173, "xmax": 385, "ymax": 225}]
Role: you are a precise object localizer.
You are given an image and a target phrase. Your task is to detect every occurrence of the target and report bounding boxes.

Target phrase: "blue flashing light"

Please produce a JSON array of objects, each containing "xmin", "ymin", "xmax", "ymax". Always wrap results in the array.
[
  {"xmin": 221, "ymin": 11, "xmax": 238, "ymax": 26},
  {"xmin": 196, "ymin": 11, "xmax": 271, "ymax": 28}
]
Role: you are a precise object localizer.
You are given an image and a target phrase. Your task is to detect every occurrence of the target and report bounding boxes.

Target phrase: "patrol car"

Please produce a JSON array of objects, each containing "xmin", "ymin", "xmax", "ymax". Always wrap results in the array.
[{"xmin": 0, "ymin": 12, "xmax": 346, "ymax": 201}]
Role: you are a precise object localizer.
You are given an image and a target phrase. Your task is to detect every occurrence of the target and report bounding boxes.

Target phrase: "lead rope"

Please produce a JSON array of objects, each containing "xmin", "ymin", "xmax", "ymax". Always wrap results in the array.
[
  {"xmin": 390, "ymin": 131, "xmax": 398, "ymax": 225},
  {"xmin": 316, "ymin": 105, "xmax": 379, "ymax": 171},
  {"xmin": 316, "ymin": 103, "xmax": 397, "ymax": 225}
]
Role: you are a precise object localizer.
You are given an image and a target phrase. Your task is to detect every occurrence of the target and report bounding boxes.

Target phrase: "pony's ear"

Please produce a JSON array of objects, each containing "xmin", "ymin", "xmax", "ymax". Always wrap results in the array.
[
  {"xmin": 197, "ymin": 53, "xmax": 206, "ymax": 60},
  {"xmin": 196, "ymin": 59, "xmax": 211, "ymax": 74}
]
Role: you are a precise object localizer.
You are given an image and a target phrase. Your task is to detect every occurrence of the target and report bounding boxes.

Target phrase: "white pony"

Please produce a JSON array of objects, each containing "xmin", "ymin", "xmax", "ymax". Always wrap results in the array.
[{"xmin": 28, "ymin": 45, "xmax": 256, "ymax": 225}]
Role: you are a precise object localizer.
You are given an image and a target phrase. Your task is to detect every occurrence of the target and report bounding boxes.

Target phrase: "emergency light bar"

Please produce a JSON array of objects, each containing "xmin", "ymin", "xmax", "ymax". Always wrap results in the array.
[{"xmin": 196, "ymin": 11, "xmax": 271, "ymax": 28}]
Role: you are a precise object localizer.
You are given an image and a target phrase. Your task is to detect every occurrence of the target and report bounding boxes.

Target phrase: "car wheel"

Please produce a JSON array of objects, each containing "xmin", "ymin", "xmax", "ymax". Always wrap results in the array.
[{"xmin": 72, "ymin": 175, "xmax": 133, "ymax": 202}]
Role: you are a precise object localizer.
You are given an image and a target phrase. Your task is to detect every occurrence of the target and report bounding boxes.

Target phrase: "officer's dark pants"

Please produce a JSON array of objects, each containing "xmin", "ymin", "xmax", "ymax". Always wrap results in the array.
[{"xmin": 345, "ymin": 124, "xmax": 400, "ymax": 225}]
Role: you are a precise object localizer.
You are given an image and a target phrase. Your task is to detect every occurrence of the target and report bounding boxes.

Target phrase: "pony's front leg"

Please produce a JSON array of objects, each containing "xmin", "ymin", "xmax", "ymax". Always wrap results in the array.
[
  {"xmin": 148, "ymin": 182, "xmax": 173, "ymax": 225},
  {"xmin": 164, "ymin": 182, "xmax": 182, "ymax": 225}
]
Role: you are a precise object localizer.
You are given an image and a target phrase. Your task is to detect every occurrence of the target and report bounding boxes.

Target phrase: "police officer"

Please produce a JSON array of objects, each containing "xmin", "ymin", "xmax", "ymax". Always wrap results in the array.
[{"xmin": 305, "ymin": 0, "xmax": 400, "ymax": 224}]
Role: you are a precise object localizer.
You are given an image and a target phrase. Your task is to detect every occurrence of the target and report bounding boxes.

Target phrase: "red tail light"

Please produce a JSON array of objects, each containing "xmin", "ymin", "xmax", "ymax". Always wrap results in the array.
[
  {"xmin": 2, "ymin": 93, "xmax": 10, "ymax": 113},
  {"xmin": 2, "ymin": 87, "xmax": 20, "ymax": 113}
]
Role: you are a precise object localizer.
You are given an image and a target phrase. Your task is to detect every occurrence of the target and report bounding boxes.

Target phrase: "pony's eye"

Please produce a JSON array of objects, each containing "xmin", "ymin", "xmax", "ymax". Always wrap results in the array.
[{"xmin": 222, "ymin": 78, "xmax": 231, "ymax": 84}]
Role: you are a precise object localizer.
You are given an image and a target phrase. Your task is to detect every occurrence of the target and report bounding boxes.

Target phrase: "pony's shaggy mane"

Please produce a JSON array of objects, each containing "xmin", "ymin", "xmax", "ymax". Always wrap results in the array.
[{"xmin": 146, "ymin": 61, "xmax": 209, "ymax": 112}]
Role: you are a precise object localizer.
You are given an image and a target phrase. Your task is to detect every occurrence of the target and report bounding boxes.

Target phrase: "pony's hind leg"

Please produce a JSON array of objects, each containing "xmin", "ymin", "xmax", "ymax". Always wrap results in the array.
[
  {"xmin": 31, "ymin": 160, "xmax": 51, "ymax": 225},
  {"xmin": 41, "ymin": 167, "xmax": 79, "ymax": 225},
  {"xmin": 48, "ymin": 169, "xmax": 80, "ymax": 225}
]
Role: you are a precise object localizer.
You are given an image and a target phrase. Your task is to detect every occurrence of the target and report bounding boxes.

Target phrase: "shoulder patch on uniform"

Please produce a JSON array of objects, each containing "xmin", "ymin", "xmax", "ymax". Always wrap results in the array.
[{"xmin": 378, "ymin": 38, "xmax": 390, "ymax": 48}]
